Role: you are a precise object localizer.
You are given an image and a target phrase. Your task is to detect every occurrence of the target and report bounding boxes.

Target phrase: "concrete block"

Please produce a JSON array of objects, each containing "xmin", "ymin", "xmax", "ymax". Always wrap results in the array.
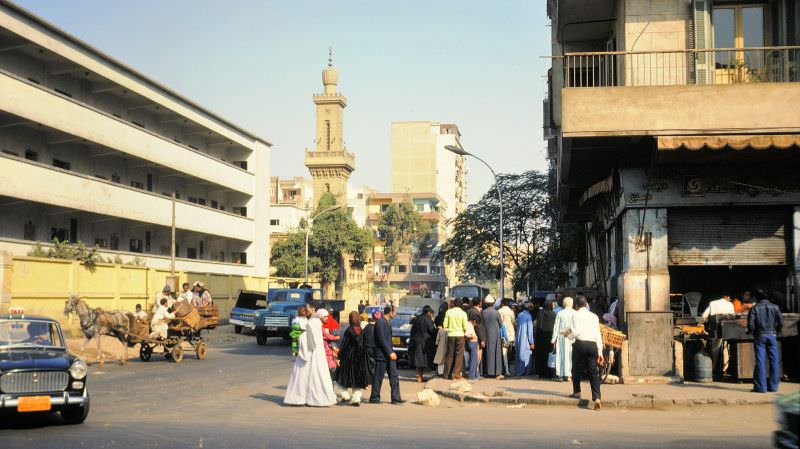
[{"xmin": 449, "ymin": 380, "xmax": 472, "ymax": 393}]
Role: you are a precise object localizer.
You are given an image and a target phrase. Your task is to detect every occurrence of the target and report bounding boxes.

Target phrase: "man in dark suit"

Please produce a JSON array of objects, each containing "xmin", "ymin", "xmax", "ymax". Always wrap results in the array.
[{"xmin": 369, "ymin": 305, "xmax": 405, "ymax": 404}]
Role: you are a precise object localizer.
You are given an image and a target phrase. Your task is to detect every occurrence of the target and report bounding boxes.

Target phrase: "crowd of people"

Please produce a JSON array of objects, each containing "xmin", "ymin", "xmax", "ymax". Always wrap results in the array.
[{"xmin": 283, "ymin": 292, "xmax": 611, "ymax": 409}]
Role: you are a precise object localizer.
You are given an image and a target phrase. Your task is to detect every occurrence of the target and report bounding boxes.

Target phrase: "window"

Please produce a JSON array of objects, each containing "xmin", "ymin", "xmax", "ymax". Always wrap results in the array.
[
  {"xmin": 51, "ymin": 228, "xmax": 68, "ymax": 242},
  {"xmin": 186, "ymin": 248, "xmax": 197, "ymax": 259},
  {"xmin": 380, "ymin": 204, "xmax": 389, "ymax": 212},
  {"xmin": 380, "ymin": 265, "xmax": 390, "ymax": 274},
  {"xmin": 24, "ymin": 150, "xmax": 37, "ymax": 161},
  {"xmin": 397, "ymin": 265, "xmax": 407, "ymax": 273},
  {"xmin": 270, "ymin": 219, "xmax": 280, "ymax": 226},
  {"xmin": 23, "ymin": 221, "xmax": 36, "ymax": 241},
  {"xmin": 416, "ymin": 204, "xmax": 425, "ymax": 212},
  {"xmin": 110, "ymin": 234, "xmax": 119, "ymax": 250},
  {"xmin": 198, "ymin": 198, "xmax": 206, "ymax": 206},
  {"xmin": 199, "ymin": 241, "xmax": 204, "ymax": 259},
  {"xmin": 145, "ymin": 231, "xmax": 151, "ymax": 252},
  {"xmin": 430, "ymin": 265, "xmax": 442, "ymax": 275},
  {"xmin": 129, "ymin": 239, "xmax": 143, "ymax": 253},
  {"xmin": 94, "ymin": 238, "xmax": 108, "ymax": 248},
  {"xmin": 712, "ymin": 3, "xmax": 766, "ymax": 82},
  {"xmin": 146, "ymin": 174, "xmax": 153, "ymax": 192},
  {"xmin": 233, "ymin": 207, "xmax": 247, "ymax": 217},
  {"xmin": 325, "ymin": 183, "xmax": 331, "ymax": 193},
  {"xmin": 188, "ymin": 197, "xmax": 198, "ymax": 204},
  {"xmin": 218, "ymin": 251, "xmax": 225, "ymax": 262},
  {"xmin": 357, "ymin": 193, "xmax": 363, "ymax": 199},
  {"xmin": 412, "ymin": 265, "xmax": 428, "ymax": 274},
  {"xmin": 52, "ymin": 159, "xmax": 71, "ymax": 170},
  {"xmin": 130, "ymin": 180, "xmax": 144, "ymax": 189},
  {"xmin": 111, "ymin": 174, "xmax": 121, "ymax": 183},
  {"xmin": 234, "ymin": 161, "xmax": 248, "ymax": 170},
  {"xmin": 232, "ymin": 252, "xmax": 247, "ymax": 264},
  {"xmin": 211, "ymin": 200, "xmax": 218, "ymax": 209}
]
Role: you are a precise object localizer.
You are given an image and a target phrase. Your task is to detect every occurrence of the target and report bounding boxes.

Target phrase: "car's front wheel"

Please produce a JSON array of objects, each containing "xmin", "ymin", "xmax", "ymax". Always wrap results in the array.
[
  {"xmin": 256, "ymin": 331, "xmax": 267, "ymax": 346},
  {"xmin": 61, "ymin": 391, "xmax": 90, "ymax": 425}
]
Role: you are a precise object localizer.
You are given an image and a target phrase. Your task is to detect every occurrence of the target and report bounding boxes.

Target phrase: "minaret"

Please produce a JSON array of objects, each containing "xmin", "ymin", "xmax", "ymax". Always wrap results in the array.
[{"xmin": 305, "ymin": 47, "xmax": 355, "ymax": 208}]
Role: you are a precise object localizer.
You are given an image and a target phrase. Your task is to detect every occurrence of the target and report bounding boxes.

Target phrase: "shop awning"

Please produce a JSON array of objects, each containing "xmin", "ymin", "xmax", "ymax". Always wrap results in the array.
[
  {"xmin": 579, "ymin": 174, "xmax": 614, "ymax": 207},
  {"xmin": 657, "ymin": 134, "xmax": 800, "ymax": 151}
]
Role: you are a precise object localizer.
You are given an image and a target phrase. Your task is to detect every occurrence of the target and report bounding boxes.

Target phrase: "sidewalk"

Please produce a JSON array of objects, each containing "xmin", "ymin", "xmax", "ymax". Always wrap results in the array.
[{"xmin": 424, "ymin": 376, "xmax": 798, "ymax": 409}]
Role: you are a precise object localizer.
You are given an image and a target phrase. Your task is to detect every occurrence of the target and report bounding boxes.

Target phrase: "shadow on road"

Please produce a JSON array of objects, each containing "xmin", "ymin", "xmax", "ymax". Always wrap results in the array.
[
  {"xmin": 0, "ymin": 412, "xmax": 69, "ymax": 430},
  {"xmin": 250, "ymin": 393, "xmax": 285, "ymax": 405}
]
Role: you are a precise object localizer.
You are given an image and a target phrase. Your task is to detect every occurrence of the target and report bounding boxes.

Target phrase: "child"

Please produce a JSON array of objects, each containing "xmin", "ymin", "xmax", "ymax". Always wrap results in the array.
[{"xmin": 290, "ymin": 306, "xmax": 310, "ymax": 358}]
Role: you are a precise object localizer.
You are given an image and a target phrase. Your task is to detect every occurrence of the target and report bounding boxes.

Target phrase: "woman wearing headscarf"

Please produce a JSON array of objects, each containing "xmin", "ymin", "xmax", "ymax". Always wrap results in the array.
[
  {"xmin": 515, "ymin": 303, "xmax": 536, "ymax": 376},
  {"xmin": 410, "ymin": 305, "xmax": 437, "ymax": 383},
  {"xmin": 534, "ymin": 300, "xmax": 557, "ymax": 378},
  {"xmin": 317, "ymin": 309, "xmax": 339, "ymax": 379},
  {"xmin": 550, "ymin": 296, "xmax": 576, "ymax": 382},
  {"xmin": 335, "ymin": 311, "xmax": 369, "ymax": 406}
]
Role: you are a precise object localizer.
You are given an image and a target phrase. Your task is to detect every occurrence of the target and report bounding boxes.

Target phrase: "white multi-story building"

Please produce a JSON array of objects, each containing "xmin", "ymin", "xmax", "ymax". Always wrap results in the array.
[{"xmin": 0, "ymin": 1, "xmax": 271, "ymax": 276}]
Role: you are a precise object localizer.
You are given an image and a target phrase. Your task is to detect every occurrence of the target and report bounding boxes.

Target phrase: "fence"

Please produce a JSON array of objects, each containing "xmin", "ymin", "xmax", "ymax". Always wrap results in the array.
[
  {"xmin": 561, "ymin": 46, "xmax": 800, "ymax": 87},
  {"xmin": 1, "ymin": 255, "xmax": 309, "ymax": 336}
]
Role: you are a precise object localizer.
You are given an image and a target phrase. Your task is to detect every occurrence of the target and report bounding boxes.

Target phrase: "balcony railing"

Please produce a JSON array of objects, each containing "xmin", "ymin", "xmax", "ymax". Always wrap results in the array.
[{"xmin": 561, "ymin": 47, "xmax": 800, "ymax": 88}]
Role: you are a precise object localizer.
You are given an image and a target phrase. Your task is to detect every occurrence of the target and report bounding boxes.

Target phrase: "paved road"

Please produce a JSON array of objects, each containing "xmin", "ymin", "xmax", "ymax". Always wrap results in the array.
[{"xmin": 0, "ymin": 327, "xmax": 779, "ymax": 449}]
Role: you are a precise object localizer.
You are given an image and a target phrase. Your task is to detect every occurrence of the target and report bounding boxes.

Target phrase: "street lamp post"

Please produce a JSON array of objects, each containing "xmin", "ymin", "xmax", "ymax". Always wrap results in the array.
[
  {"xmin": 304, "ymin": 204, "xmax": 344, "ymax": 286},
  {"xmin": 445, "ymin": 145, "xmax": 505, "ymax": 300}
]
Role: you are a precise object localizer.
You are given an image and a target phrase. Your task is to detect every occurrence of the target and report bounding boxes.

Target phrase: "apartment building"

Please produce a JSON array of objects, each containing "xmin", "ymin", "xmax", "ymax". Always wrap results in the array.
[
  {"xmin": 0, "ymin": 1, "xmax": 271, "ymax": 276},
  {"xmin": 367, "ymin": 192, "xmax": 449, "ymax": 297},
  {"xmin": 268, "ymin": 177, "xmax": 312, "ymax": 244},
  {"xmin": 391, "ymin": 121, "xmax": 467, "ymax": 220}
]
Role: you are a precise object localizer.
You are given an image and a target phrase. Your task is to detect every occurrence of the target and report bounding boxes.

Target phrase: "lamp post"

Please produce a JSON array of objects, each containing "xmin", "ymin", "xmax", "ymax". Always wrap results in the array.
[
  {"xmin": 445, "ymin": 144, "xmax": 505, "ymax": 300},
  {"xmin": 304, "ymin": 204, "xmax": 344, "ymax": 286}
]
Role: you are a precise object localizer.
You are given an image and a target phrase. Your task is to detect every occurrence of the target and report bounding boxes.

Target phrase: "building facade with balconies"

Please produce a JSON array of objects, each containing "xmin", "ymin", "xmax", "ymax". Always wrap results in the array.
[
  {"xmin": 0, "ymin": 1, "xmax": 271, "ymax": 276},
  {"xmin": 367, "ymin": 192, "xmax": 449, "ymax": 297},
  {"xmin": 546, "ymin": 0, "xmax": 799, "ymax": 338}
]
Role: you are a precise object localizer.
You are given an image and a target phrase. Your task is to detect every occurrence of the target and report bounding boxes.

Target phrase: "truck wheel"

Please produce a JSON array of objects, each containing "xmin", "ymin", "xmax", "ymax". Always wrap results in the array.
[
  {"xmin": 234, "ymin": 325, "xmax": 243, "ymax": 334},
  {"xmin": 61, "ymin": 390, "xmax": 90, "ymax": 424},
  {"xmin": 256, "ymin": 332, "xmax": 267, "ymax": 346},
  {"xmin": 196, "ymin": 342, "xmax": 207, "ymax": 360}
]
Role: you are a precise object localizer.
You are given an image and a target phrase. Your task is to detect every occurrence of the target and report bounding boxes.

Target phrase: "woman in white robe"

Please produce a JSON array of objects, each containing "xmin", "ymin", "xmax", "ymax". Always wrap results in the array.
[
  {"xmin": 550, "ymin": 296, "xmax": 576, "ymax": 381},
  {"xmin": 305, "ymin": 312, "xmax": 337, "ymax": 406},
  {"xmin": 284, "ymin": 315, "xmax": 311, "ymax": 405}
]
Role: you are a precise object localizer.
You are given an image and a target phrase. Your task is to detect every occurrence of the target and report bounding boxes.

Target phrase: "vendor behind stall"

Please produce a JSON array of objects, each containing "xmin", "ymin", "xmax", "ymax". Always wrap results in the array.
[{"xmin": 701, "ymin": 294, "xmax": 735, "ymax": 380}]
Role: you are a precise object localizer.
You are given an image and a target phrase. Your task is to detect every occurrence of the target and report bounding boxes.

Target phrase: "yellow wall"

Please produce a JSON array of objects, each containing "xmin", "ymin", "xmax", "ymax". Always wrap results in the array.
[{"xmin": 2, "ymin": 255, "xmax": 304, "ymax": 336}]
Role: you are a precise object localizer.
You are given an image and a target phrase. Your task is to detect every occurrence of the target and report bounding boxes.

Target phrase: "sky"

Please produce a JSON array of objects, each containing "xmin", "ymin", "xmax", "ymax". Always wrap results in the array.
[{"xmin": 14, "ymin": 0, "xmax": 551, "ymax": 204}]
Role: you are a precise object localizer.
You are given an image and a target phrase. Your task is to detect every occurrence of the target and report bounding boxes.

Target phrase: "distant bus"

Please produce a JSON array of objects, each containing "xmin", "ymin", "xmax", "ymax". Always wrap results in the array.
[{"xmin": 449, "ymin": 284, "xmax": 491, "ymax": 302}]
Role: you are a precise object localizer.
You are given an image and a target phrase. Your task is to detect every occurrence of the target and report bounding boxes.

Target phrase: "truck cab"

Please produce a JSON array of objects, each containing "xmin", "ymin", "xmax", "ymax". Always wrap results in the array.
[
  {"xmin": 228, "ymin": 290, "xmax": 268, "ymax": 334},
  {"xmin": 253, "ymin": 288, "xmax": 344, "ymax": 346}
]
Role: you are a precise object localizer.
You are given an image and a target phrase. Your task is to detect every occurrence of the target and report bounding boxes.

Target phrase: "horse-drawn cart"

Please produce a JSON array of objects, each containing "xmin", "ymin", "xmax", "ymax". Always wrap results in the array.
[{"xmin": 128, "ymin": 304, "xmax": 219, "ymax": 363}]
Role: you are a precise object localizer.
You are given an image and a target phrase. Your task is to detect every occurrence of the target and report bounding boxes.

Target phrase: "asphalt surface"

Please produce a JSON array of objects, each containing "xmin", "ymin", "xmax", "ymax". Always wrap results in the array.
[{"xmin": 0, "ymin": 326, "xmax": 780, "ymax": 449}]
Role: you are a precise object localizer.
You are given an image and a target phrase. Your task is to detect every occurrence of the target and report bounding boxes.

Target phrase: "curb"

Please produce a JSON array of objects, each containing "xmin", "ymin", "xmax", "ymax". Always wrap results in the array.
[{"xmin": 432, "ymin": 389, "xmax": 775, "ymax": 409}]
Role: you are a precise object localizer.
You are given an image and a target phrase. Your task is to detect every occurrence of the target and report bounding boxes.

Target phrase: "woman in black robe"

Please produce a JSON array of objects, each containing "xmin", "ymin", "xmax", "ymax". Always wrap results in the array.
[
  {"xmin": 409, "ymin": 306, "xmax": 437, "ymax": 383},
  {"xmin": 534, "ymin": 300, "xmax": 557, "ymax": 378},
  {"xmin": 335, "ymin": 311, "xmax": 369, "ymax": 406}
]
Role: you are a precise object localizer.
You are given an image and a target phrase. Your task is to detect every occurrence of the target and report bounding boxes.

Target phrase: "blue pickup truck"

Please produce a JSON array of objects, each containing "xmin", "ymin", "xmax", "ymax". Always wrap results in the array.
[
  {"xmin": 228, "ymin": 290, "xmax": 268, "ymax": 334},
  {"xmin": 253, "ymin": 288, "xmax": 344, "ymax": 346}
]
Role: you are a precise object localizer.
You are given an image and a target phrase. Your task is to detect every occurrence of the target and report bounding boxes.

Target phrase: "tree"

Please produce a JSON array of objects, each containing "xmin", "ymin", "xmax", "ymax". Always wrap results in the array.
[
  {"xmin": 270, "ymin": 193, "xmax": 373, "ymax": 292},
  {"xmin": 377, "ymin": 201, "xmax": 431, "ymax": 271},
  {"xmin": 439, "ymin": 170, "xmax": 566, "ymax": 295}
]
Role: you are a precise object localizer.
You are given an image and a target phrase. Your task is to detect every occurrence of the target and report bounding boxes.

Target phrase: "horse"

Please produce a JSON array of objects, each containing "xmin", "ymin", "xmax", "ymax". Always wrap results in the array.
[{"xmin": 64, "ymin": 294, "xmax": 131, "ymax": 366}]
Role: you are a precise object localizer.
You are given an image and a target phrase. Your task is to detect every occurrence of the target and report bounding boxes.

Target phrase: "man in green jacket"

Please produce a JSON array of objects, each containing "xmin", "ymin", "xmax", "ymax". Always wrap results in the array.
[{"xmin": 443, "ymin": 298, "xmax": 468, "ymax": 379}]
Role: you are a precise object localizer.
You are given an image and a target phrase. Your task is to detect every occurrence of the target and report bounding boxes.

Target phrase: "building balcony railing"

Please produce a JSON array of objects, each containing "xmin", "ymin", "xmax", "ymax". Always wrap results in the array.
[{"xmin": 561, "ymin": 46, "xmax": 800, "ymax": 88}]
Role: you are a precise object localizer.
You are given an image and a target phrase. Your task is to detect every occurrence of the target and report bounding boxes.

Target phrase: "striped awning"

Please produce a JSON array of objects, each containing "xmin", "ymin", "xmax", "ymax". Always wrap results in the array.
[{"xmin": 657, "ymin": 134, "xmax": 800, "ymax": 151}]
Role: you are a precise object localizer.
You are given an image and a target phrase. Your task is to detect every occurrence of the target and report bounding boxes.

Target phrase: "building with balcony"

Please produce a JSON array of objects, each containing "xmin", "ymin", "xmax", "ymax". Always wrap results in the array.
[
  {"xmin": 0, "ymin": 1, "xmax": 271, "ymax": 276},
  {"xmin": 545, "ymin": 0, "xmax": 799, "ymax": 372},
  {"xmin": 367, "ymin": 192, "xmax": 449, "ymax": 297},
  {"xmin": 268, "ymin": 177, "xmax": 312, "ymax": 245}
]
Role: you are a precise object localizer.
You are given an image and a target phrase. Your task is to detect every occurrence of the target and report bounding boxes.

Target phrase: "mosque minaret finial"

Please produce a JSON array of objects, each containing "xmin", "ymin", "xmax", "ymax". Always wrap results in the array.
[{"xmin": 328, "ymin": 46, "xmax": 333, "ymax": 67}]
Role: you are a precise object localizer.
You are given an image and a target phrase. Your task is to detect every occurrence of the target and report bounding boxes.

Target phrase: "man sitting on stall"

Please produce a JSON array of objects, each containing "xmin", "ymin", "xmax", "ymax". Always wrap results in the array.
[{"xmin": 149, "ymin": 298, "xmax": 175, "ymax": 340}]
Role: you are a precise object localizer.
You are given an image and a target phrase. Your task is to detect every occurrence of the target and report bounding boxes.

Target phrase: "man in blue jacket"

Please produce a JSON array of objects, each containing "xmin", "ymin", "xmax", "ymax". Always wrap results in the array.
[
  {"xmin": 369, "ymin": 305, "xmax": 405, "ymax": 404},
  {"xmin": 747, "ymin": 289, "xmax": 784, "ymax": 393}
]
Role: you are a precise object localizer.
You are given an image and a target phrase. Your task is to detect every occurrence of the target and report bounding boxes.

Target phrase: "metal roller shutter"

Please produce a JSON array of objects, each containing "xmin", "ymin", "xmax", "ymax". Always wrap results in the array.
[{"xmin": 668, "ymin": 209, "xmax": 787, "ymax": 266}]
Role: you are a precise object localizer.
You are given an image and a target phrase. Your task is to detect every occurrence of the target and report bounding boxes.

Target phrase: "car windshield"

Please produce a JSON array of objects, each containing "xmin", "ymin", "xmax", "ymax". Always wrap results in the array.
[
  {"xmin": 0, "ymin": 319, "xmax": 65, "ymax": 349},
  {"xmin": 391, "ymin": 315, "xmax": 413, "ymax": 328}
]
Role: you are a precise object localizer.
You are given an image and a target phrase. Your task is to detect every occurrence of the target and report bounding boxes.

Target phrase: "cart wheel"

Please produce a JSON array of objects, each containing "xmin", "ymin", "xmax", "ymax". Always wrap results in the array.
[
  {"xmin": 171, "ymin": 345, "xmax": 184, "ymax": 363},
  {"xmin": 196, "ymin": 341, "xmax": 207, "ymax": 360},
  {"xmin": 139, "ymin": 344, "xmax": 152, "ymax": 362}
]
